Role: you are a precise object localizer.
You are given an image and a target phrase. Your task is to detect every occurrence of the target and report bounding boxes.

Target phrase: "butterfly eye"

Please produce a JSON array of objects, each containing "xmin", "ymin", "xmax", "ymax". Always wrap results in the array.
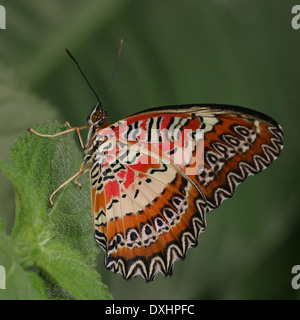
[
  {"xmin": 88, "ymin": 108, "xmax": 108, "ymax": 126},
  {"xmin": 91, "ymin": 110, "xmax": 103, "ymax": 123}
]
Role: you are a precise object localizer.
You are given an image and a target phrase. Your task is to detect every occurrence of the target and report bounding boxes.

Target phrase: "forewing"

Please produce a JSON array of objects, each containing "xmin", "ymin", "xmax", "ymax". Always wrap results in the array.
[{"xmin": 91, "ymin": 104, "xmax": 283, "ymax": 281}]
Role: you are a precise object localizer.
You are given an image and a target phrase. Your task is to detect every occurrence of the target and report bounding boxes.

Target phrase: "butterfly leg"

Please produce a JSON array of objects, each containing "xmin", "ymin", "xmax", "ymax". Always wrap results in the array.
[
  {"xmin": 48, "ymin": 159, "xmax": 90, "ymax": 207},
  {"xmin": 28, "ymin": 123, "xmax": 90, "ymax": 150},
  {"xmin": 74, "ymin": 168, "xmax": 91, "ymax": 188},
  {"xmin": 64, "ymin": 121, "xmax": 87, "ymax": 149},
  {"xmin": 28, "ymin": 123, "xmax": 92, "ymax": 206}
]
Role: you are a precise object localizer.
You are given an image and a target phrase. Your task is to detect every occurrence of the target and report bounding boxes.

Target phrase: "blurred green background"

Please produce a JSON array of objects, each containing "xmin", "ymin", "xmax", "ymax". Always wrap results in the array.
[{"xmin": 0, "ymin": 0, "xmax": 299, "ymax": 299}]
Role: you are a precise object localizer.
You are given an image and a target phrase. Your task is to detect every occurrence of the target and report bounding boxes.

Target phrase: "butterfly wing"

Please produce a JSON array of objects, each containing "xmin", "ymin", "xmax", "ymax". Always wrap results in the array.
[{"xmin": 91, "ymin": 104, "xmax": 283, "ymax": 281}]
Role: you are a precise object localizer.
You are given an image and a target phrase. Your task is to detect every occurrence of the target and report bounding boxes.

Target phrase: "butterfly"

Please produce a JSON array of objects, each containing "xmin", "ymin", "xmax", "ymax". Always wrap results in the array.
[{"xmin": 29, "ymin": 47, "xmax": 284, "ymax": 282}]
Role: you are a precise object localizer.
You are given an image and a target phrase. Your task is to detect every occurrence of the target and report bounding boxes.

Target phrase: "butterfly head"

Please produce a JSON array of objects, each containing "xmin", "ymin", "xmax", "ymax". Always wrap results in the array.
[{"xmin": 87, "ymin": 103, "xmax": 108, "ymax": 127}]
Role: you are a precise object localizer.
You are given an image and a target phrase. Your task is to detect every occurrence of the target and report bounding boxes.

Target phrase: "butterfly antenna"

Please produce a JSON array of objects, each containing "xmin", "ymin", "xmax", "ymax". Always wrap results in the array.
[
  {"xmin": 104, "ymin": 39, "xmax": 124, "ymax": 108},
  {"xmin": 65, "ymin": 48, "xmax": 102, "ymax": 109}
]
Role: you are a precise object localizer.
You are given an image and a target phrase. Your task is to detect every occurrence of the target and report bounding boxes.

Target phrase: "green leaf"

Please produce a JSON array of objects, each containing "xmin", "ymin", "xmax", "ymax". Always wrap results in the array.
[
  {"xmin": 37, "ymin": 240, "xmax": 112, "ymax": 300},
  {"xmin": 0, "ymin": 121, "xmax": 112, "ymax": 300},
  {"xmin": 0, "ymin": 217, "xmax": 48, "ymax": 300},
  {"xmin": 9, "ymin": 122, "xmax": 96, "ymax": 262}
]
